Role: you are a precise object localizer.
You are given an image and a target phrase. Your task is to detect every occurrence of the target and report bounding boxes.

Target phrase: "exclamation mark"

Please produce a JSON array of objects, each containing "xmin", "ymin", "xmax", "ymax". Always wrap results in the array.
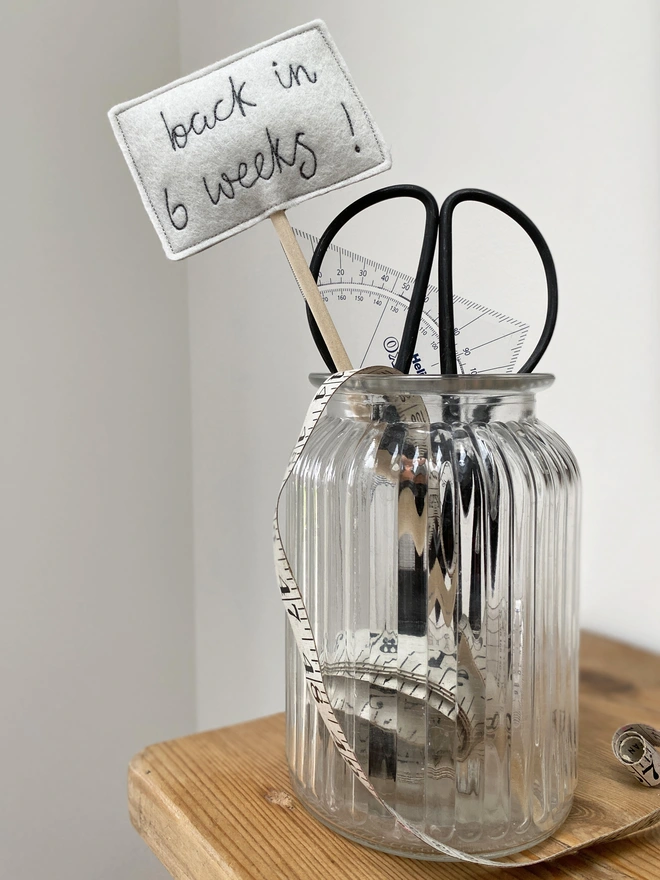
[{"xmin": 341, "ymin": 102, "xmax": 360, "ymax": 153}]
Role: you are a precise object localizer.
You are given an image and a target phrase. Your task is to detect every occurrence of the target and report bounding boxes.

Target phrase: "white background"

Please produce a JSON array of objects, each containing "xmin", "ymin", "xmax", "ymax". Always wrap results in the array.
[{"xmin": 3, "ymin": 1, "xmax": 660, "ymax": 877}]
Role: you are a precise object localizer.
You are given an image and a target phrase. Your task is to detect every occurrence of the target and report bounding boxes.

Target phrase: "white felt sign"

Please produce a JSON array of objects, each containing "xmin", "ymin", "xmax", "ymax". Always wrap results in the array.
[{"xmin": 109, "ymin": 20, "xmax": 391, "ymax": 260}]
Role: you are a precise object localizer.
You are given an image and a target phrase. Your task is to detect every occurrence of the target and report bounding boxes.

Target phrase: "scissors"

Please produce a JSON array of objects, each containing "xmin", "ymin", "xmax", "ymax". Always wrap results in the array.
[{"xmin": 305, "ymin": 185, "xmax": 558, "ymax": 375}]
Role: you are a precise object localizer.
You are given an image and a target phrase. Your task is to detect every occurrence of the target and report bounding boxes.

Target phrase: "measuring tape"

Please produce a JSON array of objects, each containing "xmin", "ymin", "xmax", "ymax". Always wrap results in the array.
[
  {"xmin": 613, "ymin": 724, "xmax": 660, "ymax": 787},
  {"xmin": 294, "ymin": 229, "xmax": 529, "ymax": 375},
  {"xmin": 274, "ymin": 367, "xmax": 655, "ymax": 865}
]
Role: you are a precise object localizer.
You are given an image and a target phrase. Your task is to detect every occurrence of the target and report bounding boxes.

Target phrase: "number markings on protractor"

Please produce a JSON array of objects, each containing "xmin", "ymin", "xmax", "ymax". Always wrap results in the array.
[{"xmin": 294, "ymin": 229, "xmax": 529, "ymax": 374}]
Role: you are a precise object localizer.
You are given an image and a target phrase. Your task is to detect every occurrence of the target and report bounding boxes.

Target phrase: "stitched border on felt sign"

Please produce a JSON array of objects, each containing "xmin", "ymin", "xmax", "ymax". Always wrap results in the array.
[{"xmin": 109, "ymin": 20, "xmax": 390, "ymax": 259}]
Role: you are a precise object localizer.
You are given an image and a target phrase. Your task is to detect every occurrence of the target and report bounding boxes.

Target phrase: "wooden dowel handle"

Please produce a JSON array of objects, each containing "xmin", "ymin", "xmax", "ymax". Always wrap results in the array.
[{"xmin": 270, "ymin": 210, "xmax": 352, "ymax": 371}]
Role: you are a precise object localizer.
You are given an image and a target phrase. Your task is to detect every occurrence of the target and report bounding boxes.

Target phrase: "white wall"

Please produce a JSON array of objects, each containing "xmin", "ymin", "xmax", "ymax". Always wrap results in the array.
[
  {"xmin": 182, "ymin": 0, "xmax": 660, "ymax": 731},
  {"xmin": 1, "ymin": 3, "xmax": 194, "ymax": 878}
]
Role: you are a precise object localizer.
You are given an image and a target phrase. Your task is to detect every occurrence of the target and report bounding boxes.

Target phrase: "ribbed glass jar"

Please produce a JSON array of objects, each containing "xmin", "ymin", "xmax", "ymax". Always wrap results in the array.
[{"xmin": 283, "ymin": 373, "xmax": 580, "ymax": 860}]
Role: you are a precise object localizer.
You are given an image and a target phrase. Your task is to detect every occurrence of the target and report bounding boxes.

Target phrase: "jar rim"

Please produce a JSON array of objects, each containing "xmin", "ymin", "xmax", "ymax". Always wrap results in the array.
[{"xmin": 309, "ymin": 372, "xmax": 555, "ymax": 394}]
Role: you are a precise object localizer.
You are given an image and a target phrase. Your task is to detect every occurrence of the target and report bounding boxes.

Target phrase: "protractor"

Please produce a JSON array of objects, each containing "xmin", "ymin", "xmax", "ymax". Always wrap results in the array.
[{"xmin": 294, "ymin": 230, "xmax": 529, "ymax": 375}]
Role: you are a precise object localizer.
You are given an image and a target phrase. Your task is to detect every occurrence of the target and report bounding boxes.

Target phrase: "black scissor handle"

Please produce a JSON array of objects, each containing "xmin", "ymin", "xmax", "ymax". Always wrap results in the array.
[
  {"xmin": 307, "ymin": 185, "xmax": 439, "ymax": 374},
  {"xmin": 439, "ymin": 189, "xmax": 558, "ymax": 374}
]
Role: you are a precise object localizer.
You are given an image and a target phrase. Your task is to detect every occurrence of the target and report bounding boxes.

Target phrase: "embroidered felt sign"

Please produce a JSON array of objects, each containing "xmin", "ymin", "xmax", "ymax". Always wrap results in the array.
[{"xmin": 109, "ymin": 20, "xmax": 391, "ymax": 260}]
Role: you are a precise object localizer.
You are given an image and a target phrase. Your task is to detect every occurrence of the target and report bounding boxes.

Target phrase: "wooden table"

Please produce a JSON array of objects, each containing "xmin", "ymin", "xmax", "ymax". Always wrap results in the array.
[{"xmin": 129, "ymin": 632, "xmax": 660, "ymax": 878}]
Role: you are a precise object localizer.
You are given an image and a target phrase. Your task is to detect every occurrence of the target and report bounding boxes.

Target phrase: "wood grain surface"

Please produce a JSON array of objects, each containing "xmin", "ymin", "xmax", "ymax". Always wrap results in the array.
[{"xmin": 128, "ymin": 632, "xmax": 660, "ymax": 878}]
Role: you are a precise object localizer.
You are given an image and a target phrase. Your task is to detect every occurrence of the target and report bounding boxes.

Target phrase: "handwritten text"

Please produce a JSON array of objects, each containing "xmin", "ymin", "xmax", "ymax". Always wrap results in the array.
[{"xmin": 160, "ymin": 76, "xmax": 256, "ymax": 151}]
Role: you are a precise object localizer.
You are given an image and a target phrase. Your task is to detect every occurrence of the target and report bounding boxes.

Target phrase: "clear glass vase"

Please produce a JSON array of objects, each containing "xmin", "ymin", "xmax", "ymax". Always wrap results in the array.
[{"xmin": 283, "ymin": 373, "xmax": 580, "ymax": 860}]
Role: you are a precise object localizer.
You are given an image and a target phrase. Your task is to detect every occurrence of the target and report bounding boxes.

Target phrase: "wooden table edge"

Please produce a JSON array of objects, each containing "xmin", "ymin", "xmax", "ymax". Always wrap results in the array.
[{"xmin": 129, "ymin": 751, "xmax": 240, "ymax": 880}]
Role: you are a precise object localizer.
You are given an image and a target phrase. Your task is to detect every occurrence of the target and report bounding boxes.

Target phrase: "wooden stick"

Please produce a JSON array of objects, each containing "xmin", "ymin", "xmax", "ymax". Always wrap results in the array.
[{"xmin": 270, "ymin": 210, "xmax": 352, "ymax": 371}]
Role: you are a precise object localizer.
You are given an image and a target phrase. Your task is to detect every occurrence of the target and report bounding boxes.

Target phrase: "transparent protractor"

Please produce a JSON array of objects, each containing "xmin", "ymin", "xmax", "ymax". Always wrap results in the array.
[
  {"xmin": 319, "ymin": 283, "xmax": 440, "ymax": 374},
  {"xmin": 295, "ymin": 229, "xmax": 529, "ymax": 375}
]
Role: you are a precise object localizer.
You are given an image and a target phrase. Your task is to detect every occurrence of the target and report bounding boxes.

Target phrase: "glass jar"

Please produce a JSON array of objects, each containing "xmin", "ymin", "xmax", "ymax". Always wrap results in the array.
[{"xmin": 283, "ymin": 373, "xmax": 580, "ymax": 860}]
